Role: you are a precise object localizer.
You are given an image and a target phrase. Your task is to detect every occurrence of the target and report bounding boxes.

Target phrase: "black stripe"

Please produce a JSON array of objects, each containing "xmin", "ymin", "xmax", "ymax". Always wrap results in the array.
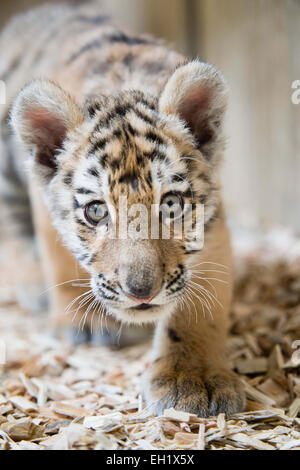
[
  {"xmin": 170, "ymin": 173, "xmax": 187, "ymax": 183},
  {"xmin": 123, "ymin": 52, "xmax": 135, "ymax": 67},
  {"xmin": 144, "ymin": 150, "xmax": 166, "ymax": 161},
  {"xmin": 199, "ymin": 194, "xmax": 208, "ymax": 204},
  {"xmin": 73, "ymin": 197, "xmax": 81, "ymax": 209},
  {"xmin": 78, "ymin": 235, "xmax": 87, "ymax": 243},
  {"xmin": 87, "ymin": 252, "xmax": 98, "ymax": 265},
  {"xmin": 100, "ymin": 104, "xmax": 132, "ymax": 126},
  {"xmin": 67, "ymin": 38, "xmax": 104, "ymax": 63},
  {"xmin": 168, "ymin": 328, "xmax": 181, "ymax": 342},
  {"xmin": 1, "ymin": 55, "xmax": 22, "ymax": 82},
  {"xmin": 67, "ymin": 33, "xmax": 155, "ymax": 64},
  {"xmin": 134, "ymin": 109, "xmax": 156, "ymax": 126},
  {"xmin": 73, "ymin": 15, "xmax": 109, "ymax": 25},
  {"xmin": 126, "ymin": 123, "xmax": 138, "ymax": 136},
  {"xmin": 132, "ymin": 91, "xmax": 157, "ymax": 111},
  {"xmin": 110, "ymin": 159, "xmax": 121, "ymax": 170},
  {"xmin": 87, "ymin": 167, "xmax": 100, "ymax": 178},
  {"xmin": 89, "ymin": 138, "xmax": 108, "ymax": 155},
  {"xmin": 109, "ymin": 32, "xmax": 155, "ymax": 46},
  {"xmin": 100, "ymin": 153, "xmax": 108, "ymax": 168},
  {"xmin": 77, "ymin": 253, "xmax": 89, "ymax": 262},
  {"xmin": 100, "ymin": 111, "xmax": 120, "ymax": 128},
  {"xmin": 145, "ymin": 171, "xmax": 152, "ymax": 188},
  {"xmin": 90, "ymin": 62, "xmax": 111, "ymax": 75},
  {"xmin": 184, "ymin": 249, "xmax": 201, "ymax": 255},
  {"xmin": 182, "ymin": 189, "xmax": 193, "ymax": 199},
  {"xmin": 87, "ymin": 102, "xmax": 102, "ymax": 118},
  {"xmin": 75, "ymin": 217, "xmax": 87, "ymax": 227},
  {"xmin": 145, "ymin": 131, "xmax": 164, "ymax": 146},
  {"xmin": 76, "ymin": 188, "xmax": 94, "ymax": 195},
  {"xmin": 143, "ymin": 61, "xmax": 166, "ymax": 75},
  {"xmin": 60, "ymin": 209, "xmax": 70, "ymax": 219},
  {"xmin": 114, "ymin": 104, "xmax": 131, "ymax": 117},
  {"xmin": 197, "ymin": 172, "xmax": 211, "ymax": 184},
  {"xmin": 136, "ymin": 154, "xmax": 145, "ymax": 167},
  {"xmin": 113, "ymin": 129, "xmax": 122, "ymax": 138},
  {"xmin": 119, "ymin": 173, "xmax": 139, "ymax": 191},
  {"xmin": 63, "ymin": 171, "xmax": 73, "ymax": 185}
]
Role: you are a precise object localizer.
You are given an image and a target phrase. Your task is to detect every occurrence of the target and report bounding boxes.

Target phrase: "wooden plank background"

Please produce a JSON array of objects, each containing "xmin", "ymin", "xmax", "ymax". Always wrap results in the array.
[{"xmin": 1, "ymin": 0, "xmax": 299, "ymax": 230}]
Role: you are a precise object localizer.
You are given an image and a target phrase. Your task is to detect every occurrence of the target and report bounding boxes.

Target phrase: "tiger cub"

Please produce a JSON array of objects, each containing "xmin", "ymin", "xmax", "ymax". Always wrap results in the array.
[{"xmin": 0, "ymin": 0, "xmax": 245, "ymax": 416}]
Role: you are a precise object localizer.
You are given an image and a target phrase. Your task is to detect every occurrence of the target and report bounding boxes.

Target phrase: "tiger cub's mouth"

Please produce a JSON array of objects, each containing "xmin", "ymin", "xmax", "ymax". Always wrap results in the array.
[{"xmin": 130, "ymin": 303, "xmax": 159, "ymax": 311}]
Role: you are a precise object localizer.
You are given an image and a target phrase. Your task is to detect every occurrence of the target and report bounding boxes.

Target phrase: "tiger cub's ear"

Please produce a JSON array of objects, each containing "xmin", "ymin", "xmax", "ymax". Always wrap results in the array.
[
  {"xmin": 11, "ymin": 79, "xmax": 83, "ymax": 181},
  {"xmin": 159, "ymin": 60, "xmax": 228, "ymax": 162}
]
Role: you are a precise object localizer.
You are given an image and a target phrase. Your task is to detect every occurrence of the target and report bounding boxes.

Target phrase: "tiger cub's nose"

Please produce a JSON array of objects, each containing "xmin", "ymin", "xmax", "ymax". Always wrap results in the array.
[
  {"xmin": 125, "ymin": 288, "xmax": 157, "ymax": 304},
  {"xmin": 123, "ymin": 266, "xmax": 159, "ymax": 303}
]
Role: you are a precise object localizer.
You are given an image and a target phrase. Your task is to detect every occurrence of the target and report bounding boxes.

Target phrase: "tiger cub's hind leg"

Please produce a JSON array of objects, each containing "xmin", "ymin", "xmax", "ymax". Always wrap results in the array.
[{"xmin": 0, "ymin": 139, "xmax": 47, "ymax": 312}]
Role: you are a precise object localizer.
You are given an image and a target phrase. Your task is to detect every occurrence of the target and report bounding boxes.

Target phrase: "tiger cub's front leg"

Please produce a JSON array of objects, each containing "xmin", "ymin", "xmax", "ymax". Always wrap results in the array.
[
  {"xmin": 145, "ymin": 222, "xmax": 245, "ymax": 417},
  {"xmin": 145, "ymin": 313, "xmax": 245, "ymax": 417}
]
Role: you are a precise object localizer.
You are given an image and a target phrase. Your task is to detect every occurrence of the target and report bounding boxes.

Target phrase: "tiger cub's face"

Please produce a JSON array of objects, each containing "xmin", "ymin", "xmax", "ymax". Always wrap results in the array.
[{"xmin": 12, "ymin": 61, "xmax": 228, "ymax": 324}]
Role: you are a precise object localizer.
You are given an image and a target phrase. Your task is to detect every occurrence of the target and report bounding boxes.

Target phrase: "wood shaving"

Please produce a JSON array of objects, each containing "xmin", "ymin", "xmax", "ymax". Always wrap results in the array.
[{"xmin": 163, "ymin": 408, "xmax": 194, "ymax": 423}]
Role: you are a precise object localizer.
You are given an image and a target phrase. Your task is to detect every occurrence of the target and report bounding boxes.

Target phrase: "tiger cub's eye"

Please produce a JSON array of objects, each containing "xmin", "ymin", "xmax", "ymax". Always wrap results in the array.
[
  {"xmin": 160, "ymin": 192, "xmax": 184, "ymax": 220},
  {"xmin": 84, "ymin": 201, "xmax": 109, "ymax": 225}
]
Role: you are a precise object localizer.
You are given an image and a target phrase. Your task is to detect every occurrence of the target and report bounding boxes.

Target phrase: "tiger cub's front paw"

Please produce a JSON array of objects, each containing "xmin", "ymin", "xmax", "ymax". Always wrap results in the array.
[{"xmin": 144, "ymin": 361, "xmax": 245, "ymax": 417}]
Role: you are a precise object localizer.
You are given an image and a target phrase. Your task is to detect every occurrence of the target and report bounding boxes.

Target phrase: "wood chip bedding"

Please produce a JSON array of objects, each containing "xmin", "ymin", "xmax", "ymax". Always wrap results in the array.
[{"xmin": 0, "ymin": 230, "xmax": 299, "ymax": 450}]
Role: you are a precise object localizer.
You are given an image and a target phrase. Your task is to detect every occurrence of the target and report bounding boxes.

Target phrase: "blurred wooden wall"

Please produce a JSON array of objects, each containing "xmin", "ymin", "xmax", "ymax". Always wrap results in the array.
[
  {"xmin": 1, "ymin": 0, "xmax": 299, "ymax": 230},
  {"xmin": 0, "ymin": 0, "xmax": 56, "ymax": 28},
  {"xmin": 197, "ymin": 0, "xmax": 300, "ymax": 231}
]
